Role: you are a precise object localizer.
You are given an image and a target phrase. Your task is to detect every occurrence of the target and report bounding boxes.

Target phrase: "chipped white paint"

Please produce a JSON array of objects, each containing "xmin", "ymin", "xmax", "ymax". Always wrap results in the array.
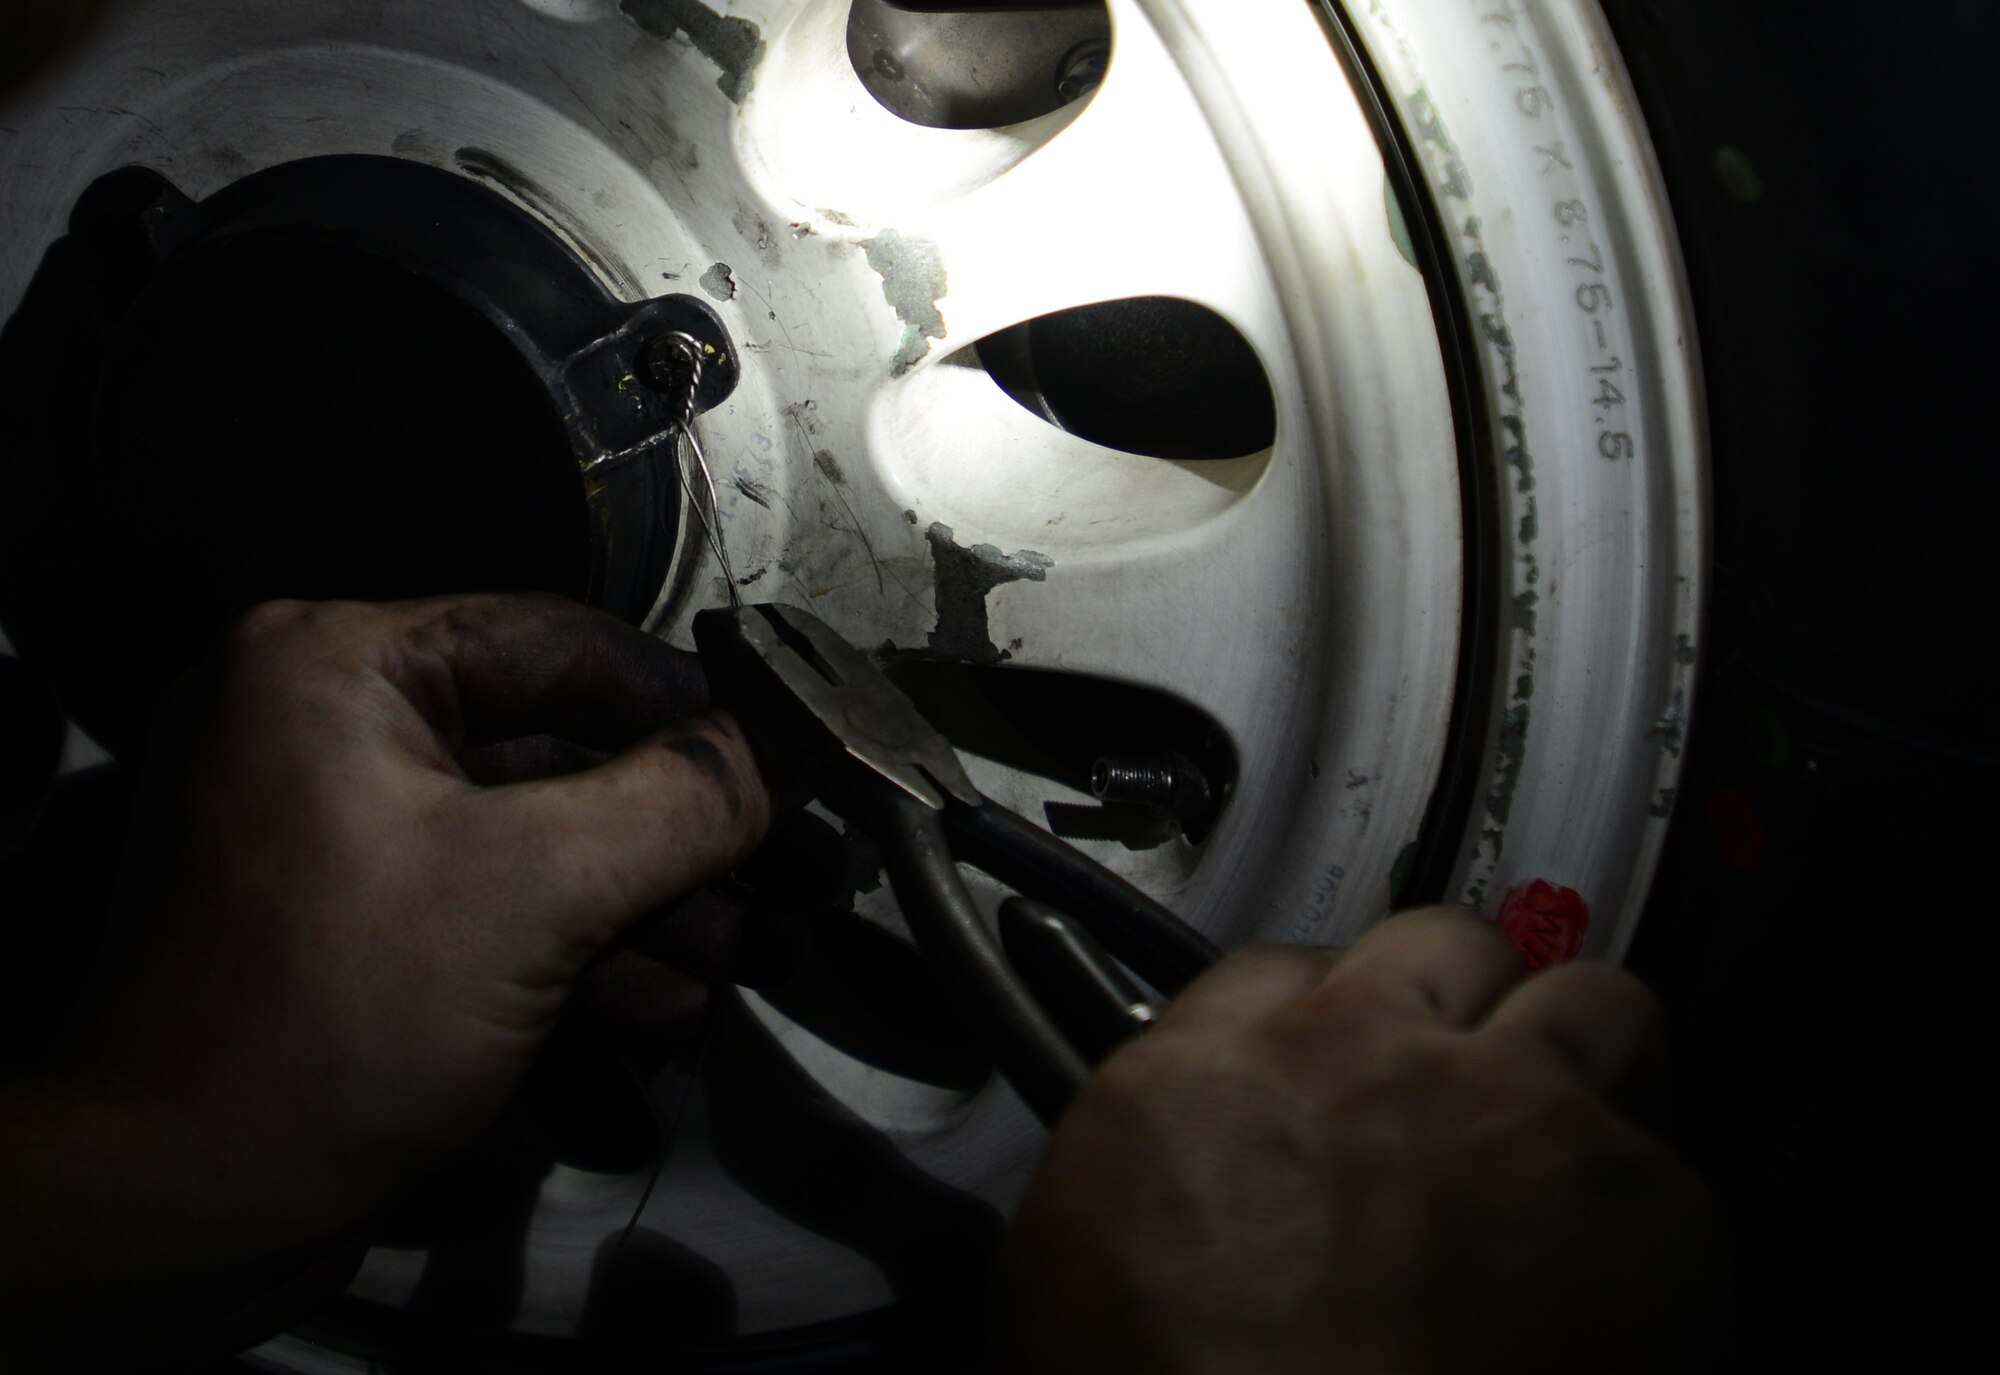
[{"xmin": 3, "ymin": 0, "xmax": 1700, "ymax": 1354}]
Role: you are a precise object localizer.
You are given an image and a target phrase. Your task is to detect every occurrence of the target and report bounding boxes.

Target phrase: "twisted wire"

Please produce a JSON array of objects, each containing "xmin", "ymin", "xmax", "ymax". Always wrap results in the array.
[{"xmin": 658, "ymin": 334, "xmax": 741, "ymax": 611}]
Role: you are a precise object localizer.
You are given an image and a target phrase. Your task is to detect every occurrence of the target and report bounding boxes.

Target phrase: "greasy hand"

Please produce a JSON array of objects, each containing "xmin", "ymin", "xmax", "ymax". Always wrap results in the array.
[
  {"xmin": 997, "ymin": 909, "xmax": 1729, "ymax": 1375},
  {"xmin": 73, "ymin": 595, "xmax": 770, "ymax": 1251}
]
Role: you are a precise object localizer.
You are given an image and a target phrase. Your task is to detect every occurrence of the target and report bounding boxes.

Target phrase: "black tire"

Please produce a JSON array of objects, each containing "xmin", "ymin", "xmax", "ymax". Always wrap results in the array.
[{"xmin": 1605, "ymin": 1, "xmax": 1993, "ymax": 1363}]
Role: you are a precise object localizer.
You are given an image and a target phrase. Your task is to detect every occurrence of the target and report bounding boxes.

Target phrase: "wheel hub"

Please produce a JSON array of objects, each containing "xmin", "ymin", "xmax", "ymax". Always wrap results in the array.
[{"xmin": 0, "ymin": 153, "xmax": 739, "ymax": 753}]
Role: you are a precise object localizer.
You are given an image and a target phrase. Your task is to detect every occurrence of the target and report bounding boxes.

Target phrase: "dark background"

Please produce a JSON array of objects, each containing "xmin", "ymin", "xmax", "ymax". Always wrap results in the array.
[{"xmin": 1607, "ymin": 0, "xmax": 1994, "ymax": 1364}]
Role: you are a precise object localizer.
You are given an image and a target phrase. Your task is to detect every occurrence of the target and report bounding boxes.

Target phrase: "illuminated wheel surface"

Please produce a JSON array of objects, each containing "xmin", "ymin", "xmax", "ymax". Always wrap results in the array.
[{"xmin": 0, "ymin": 0, "xmax": 1702, "ymax": 1360}]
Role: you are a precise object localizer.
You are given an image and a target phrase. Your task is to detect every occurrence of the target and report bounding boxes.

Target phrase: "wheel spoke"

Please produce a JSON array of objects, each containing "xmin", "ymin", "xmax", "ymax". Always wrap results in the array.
[
  {"xmin": 738, "ymin": 0, "xmax": 1080, "ymax": 224},
  {"xmin": 742, "ymin": 0, "xmax": 1279, "ymax": 378},
  {"xmin": 891, "ymin": 16, "xmax": 1272, "ymax": 359},
  {"xmin": 883, "ymin": 356, "xmax": 1267, "ymax": 541},
  {"xmin": 951, "ymin": 479, "xmax": 1313, "ymax": 752}
]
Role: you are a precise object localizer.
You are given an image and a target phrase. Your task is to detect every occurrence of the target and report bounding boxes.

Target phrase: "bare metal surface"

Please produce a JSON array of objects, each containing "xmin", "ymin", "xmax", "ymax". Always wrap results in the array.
[{"xmin": 1, "ymin": 0, "xmax": 1702, "ymax": 1353}]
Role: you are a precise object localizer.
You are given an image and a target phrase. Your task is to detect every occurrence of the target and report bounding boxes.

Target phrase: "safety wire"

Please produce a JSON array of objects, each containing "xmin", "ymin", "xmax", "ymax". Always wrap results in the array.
[
  {"xmin": 583, "ymin": 332, "xmax": 741, "ymax": 609},
  {"xmin": 659, "ymin": 332, "xmax": 742, "ymax": 611},
  {"xmin": 615, "ymin": 336, "xmax": 738, "ymax": 1248},
  {"xmin": 618, "ymin": 995, "xmax": 723, "ymax": 1251}
]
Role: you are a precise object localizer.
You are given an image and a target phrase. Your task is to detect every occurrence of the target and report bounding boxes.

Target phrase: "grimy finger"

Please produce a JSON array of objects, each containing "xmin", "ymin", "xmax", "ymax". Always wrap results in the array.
[
  {"xmin": 458, "ymin": 734, "xmax": 613, "ymax": 785},
  {"xmin": 378, "ymin": 593, "xmax": 712, "ymax": 751},
  {"xmin": 1150, "ymin": 945, "xmax": 1340, "ymax": 1033},
  {"xmin": 488, "ymin": 710, "xmax": 773, "ymax": 944},
  {"xmin": 1285, "ymin": 906, "xmax": 1527, "ymax": 1028},
  {"xmin": 1480, "ymin": 961, "xmax": 1668, "ymax": 1096}
]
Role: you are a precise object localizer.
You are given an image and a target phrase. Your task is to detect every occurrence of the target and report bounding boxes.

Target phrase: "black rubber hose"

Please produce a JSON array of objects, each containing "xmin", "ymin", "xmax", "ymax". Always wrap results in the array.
[
  {"xmin": 871, "ymin": 794, "xmax": 1088, "ymax": 1125},
  {"xmin": 946, "ymin": 801, "xmax": 1222, "ymax": 997}
]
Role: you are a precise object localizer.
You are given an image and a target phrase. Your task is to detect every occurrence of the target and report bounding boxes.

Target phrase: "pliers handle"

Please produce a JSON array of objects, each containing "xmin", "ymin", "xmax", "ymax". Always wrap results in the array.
[{"xmin": 694, "ymin": 603, "xmax": 1221, "ymax": 1123}]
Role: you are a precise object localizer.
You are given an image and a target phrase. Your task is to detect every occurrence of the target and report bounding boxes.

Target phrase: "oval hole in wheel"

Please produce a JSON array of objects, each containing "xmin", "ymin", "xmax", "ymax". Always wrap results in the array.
[
  {"xmin": 847, "ymin": 0, "xmax": 1112, "ymax": 130},
  {"xmin": 978, "ymin": 297, "xmax": 1278, "ymax": 461},
  {"xmin": 885, "ymin": 659, "xmax": 1237, "ymax": 847}
]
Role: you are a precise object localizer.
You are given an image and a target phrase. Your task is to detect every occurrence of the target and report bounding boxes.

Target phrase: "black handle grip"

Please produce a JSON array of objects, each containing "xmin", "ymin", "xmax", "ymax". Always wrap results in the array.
[
  {"xmin": 1000, "ymin": 898, "xmax": 1156, "ymax": 1066},
  {"xmin": 872, "ymin": 794, "xmax": 1089, "ymax": 1125},
  {"xmin": 947, "ymin": 801, "xmax": 1221, "ymax": 997}
]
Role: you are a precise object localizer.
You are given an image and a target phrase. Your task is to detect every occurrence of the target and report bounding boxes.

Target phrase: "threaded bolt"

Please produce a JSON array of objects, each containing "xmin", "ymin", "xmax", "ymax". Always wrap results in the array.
[
  {"xmin": 1091, "ymin": 752, "xmax": 1214, "ymax": 837},
  {"xmin": 1092, "ymin": 755, "xmax": 1180, "ymax": 808}
]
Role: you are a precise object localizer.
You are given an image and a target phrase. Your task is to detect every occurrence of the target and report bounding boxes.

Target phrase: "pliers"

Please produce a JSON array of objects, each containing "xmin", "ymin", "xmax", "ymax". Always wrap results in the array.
[{"xmin": 694, "ymin": 602, "xmax": 1222, "ymax": 1124}]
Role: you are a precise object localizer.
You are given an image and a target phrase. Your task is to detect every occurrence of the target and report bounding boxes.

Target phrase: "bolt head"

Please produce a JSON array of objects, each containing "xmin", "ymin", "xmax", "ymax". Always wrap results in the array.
[
  {"xmin": 1056, "ymin": 42, "xmax": 1110, "ymax": 103},
  {"xmin": 643, "ymin": 335, "xmax": 701, "ymax": 391}
]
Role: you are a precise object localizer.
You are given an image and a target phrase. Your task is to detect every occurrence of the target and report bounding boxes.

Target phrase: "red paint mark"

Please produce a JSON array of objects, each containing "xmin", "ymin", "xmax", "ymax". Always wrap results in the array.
[
  {"xmin": 1496, "ymin": 881, "xmax": 1591, "ymax": 971},
  {"xmin": 1705, "ymin": 785, "xmax": 1766, "ymax": 873}
]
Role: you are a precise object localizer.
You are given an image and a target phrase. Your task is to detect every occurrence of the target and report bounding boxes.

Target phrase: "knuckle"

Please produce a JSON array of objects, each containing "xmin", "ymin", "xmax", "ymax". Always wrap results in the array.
[
  {"xmin": 1090, "ymin": 1028, "xmax": 1209, "ymax": 1109},
  {"xmin": 225, "ymin": 598, "xmax": 313, "ymax": 649},
  {"xmin": 1432, "ymin": 904, "xmax": 1524, "ymax": 953},
  {"xmin": 1372, "ymin": 904, "xmax": 1523, "ymax": 964},
  {"xmin": 1586, "ymin": 959, "xmax": 1666, "ymax": 1011},
  {"xmin": 417, "ymin": 590, "xmax": 585, "ymax": 639},
  {"xmin": 1464, "ymin": 1023, "xmax": 1567, "ymax": 1087},
  {"xmin": 1291, "ymin": 966, "xmax": 1411, "ymax": 1029},
  {"xmin": 1393, "ymin": 903, "xmax": 1493, "ymax": 930},
  {"xmin": 1103, "ymin": 1025, "xmax": 1277, "ymax": 1110},
  {"xmin": 1540, "ymin": 960, "xmax": 1667, "ymax": 1030},
  {"xmin": 415, "ymin": 605, "xmax": 486, "ymax": 668},
  {"xmin": 225, "ymin": 598, "xmax": 384, "ymax": 660},
  {"xmin": 514, "ymin": 590, "xmax": 585, "ymax": 618},
  {"xmin": 1221, "ymin": 943, "xmax": 1337, "ymax": 978}
]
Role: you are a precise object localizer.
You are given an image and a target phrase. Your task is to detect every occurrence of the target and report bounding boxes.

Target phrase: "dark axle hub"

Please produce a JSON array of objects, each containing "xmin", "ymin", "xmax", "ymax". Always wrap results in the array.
[{"xmin": 0, "ymin": 155, "xmax": 739, "ymax": 757}]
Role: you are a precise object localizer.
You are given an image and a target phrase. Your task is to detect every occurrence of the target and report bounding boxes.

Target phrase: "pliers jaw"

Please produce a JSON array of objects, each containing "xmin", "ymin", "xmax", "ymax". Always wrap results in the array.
[
  {"xmin": 695, "ymin": 601, "xmax": 1221, "ymax": 1124},
  {"xmin": 693, "ymin": 601, "xmax": 979, "ymax": 817}
]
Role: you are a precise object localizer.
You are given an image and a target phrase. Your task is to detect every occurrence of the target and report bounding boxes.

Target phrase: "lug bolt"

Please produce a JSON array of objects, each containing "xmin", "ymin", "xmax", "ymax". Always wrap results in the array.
[
  {"xmin": 1056, "ymin": 40, "xmax": 1110, "ymax": 104},
  {"xmin": 1092, "ymin": 756, "xmax": 1176, "ymax": 806},
  {"xmin": 1091, "ymin": 751, "xmax": 1213, "ymax": 833},
  {"xmin": 642, "ymin": 333, "xmax": 703, "ymax": 392}
]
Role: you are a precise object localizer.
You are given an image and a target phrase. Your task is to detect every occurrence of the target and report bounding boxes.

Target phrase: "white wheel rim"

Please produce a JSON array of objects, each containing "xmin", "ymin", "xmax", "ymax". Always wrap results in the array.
[{"xmin": 0, "ymin": 0, "xmax": 1702, "ymax": 1348}]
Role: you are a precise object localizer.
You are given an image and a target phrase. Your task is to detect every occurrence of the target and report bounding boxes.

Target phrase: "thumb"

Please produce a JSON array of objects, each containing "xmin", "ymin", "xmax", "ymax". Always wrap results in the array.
[{"xmin": 482, "ymin": 709, "xmax": 774, "ymax": 954}]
